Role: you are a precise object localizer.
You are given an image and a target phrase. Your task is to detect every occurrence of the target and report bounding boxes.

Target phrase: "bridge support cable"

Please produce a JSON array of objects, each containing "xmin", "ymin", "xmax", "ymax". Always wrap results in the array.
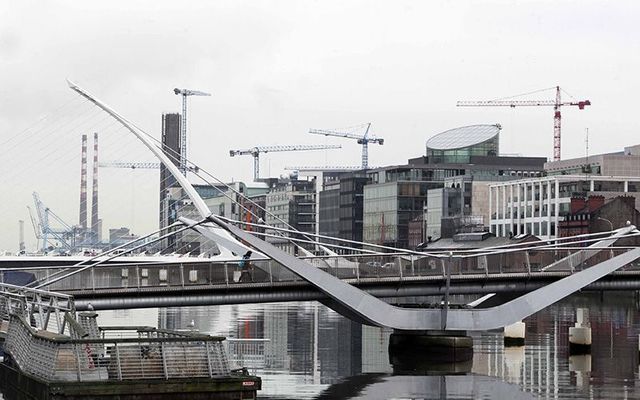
[
  {"xmin": 33, "ymin": 219, "xmax": 207, "ymax": 289},
  {"xmin": 26, "ymin": 221, "xmax": 184, "ymax": 288},
  {"xmin": 213, "ymin": 215, "xmax": 640, "ymax": 330},
  {"xmin": 67, "ymin": 80, "xmax": 640, "ymax": 331}
]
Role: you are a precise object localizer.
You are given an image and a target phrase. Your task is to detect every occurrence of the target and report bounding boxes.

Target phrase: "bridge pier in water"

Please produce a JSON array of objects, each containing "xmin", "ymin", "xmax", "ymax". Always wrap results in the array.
[
  {"xmin": 569, "ymin": 308, "xmax": 592, "ymax": 354},
  {"xmin": 504, "ymin": 320, "xmax": 526, "ymax": 346},
  {"xmin": 388, "ymin": 330, "xmax": 473, "ymax": 371}
]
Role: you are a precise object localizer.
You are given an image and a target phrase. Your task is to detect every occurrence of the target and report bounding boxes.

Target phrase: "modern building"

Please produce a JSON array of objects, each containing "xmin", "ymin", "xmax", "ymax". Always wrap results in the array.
[
  {"xmin": 159, "ymin": 113, "xmax": 182, "ymax": 251},
  {"xmin": 489, "ymin": 175, "xmax": 640, "ymax": 239},
  {"xmin": 490, "ymin": 145, "xmax": 640, "ymax": 239},
  {"xmin": 177, "ymin": 182, "xmax": 270, "ymax": 255},
  {"xmin": 361, "ymin": 125, "xmax": 546, "ymax": 248},
  {"xmin": 319, "ymin": 173, "xmax": 370, "ymax": 250},
  {"xmin": 265, "ymin": 178, "xmax": 317, "ymax": 254},
  {"xmin": 425, "ymin": 124, "xmax": 500, "ymax": 164},
  {"xmin": 108, "ymin": 227, "xmax": 139, "ymax": 248}
]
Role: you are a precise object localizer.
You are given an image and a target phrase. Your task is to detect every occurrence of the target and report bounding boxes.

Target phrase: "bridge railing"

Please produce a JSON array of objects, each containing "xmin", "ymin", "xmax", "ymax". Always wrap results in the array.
[
  {"xmin": 5, "ymin": 246, "xmax": 640, "ymax": 293},
  {"xmin": 4, "ymin": 313, "xmax": 232, "ymax": 383},
  {"xmin": 0, "ymin": 281, "xmax": 75, "ymax": 334}
]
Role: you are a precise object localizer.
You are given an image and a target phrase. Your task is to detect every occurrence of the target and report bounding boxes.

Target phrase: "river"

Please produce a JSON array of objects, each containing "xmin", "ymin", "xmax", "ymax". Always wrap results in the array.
[{"xmin": 3, "ymin": 292, "xmax": 640, "ymax": 399}]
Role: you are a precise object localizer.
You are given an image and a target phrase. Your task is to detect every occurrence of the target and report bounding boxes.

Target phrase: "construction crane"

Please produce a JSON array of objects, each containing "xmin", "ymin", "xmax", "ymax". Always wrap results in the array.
[
  {"xmin": 229, "ymin": 144, "xmax": 341, "ymax": 181},
  {"xmin": 309, "ymin": 123, "xmax": 383, "ymax": 169},
  {"xmin": 99, "ymin": 161, "xmax": 160, "ymax": 169},
  {"xmin": 457, "ymin": 86, "xmax": 590, "ymax": 161},
  {"xmin": 30, "ymin": 192, "xmax": 75, "ymax": 252},
  {"xmin": 99, "ymin": 161, "xmax": 199, "ymax": 173},
  {"xmin": 173, "ymin": 88, "xmax": 211, "ymax": 176}
]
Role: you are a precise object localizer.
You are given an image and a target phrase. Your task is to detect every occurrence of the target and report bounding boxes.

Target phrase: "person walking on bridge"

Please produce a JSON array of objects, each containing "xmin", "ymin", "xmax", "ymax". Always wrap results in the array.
[{"xmin": 239, "ymin": 250, "xmax": 254, "ymax": 282}]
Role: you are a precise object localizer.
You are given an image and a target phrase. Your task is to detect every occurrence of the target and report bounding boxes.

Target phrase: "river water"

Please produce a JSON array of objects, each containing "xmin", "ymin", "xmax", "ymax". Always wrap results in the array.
[{"xmin": 4, "ymin": 292, "xmax": 640, "ymax": 399}]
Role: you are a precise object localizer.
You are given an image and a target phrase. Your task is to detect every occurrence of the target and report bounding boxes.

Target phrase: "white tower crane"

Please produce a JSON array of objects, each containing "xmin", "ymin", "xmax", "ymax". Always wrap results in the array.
[
  {"xmin": 229, "ymin": 144, "xmax": 341, "ymax": 181},
  {"xmin": 173, "ymin": 88, "xmax": 211, "ymax": 176},
  {"xmin": 309, "ymin": 123, "xmax": 383, "ymax": 169}
]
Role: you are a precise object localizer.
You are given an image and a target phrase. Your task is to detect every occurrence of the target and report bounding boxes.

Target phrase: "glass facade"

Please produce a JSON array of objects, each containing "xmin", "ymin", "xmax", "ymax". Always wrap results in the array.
[
  {"xmin": 363, "ymin": 181, "xmax": 435, "ymax": 249},
  {"xmin": 427, "ymin": 136, "xmax": 499, "ymax": 164}
]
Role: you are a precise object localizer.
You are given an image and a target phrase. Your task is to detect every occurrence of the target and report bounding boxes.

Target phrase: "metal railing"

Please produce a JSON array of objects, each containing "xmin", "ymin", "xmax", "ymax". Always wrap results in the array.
[
  {"xmin": 4, "ymin": 314, "xmax": 231, "ymax": 383},
  {"xmin": 3, "ymin": 246, "xmax": 640, "ymax": 294},
  {"xmin": 0, "ymin": 282, "xmax": 75, "ymax": 334}
]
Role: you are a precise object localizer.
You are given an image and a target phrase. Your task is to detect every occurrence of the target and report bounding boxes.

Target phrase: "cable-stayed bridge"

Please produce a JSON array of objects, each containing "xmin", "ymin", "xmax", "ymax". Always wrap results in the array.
[{"xmin": 1, "ymin": 80, "xmax": 640, "ymax": 333}]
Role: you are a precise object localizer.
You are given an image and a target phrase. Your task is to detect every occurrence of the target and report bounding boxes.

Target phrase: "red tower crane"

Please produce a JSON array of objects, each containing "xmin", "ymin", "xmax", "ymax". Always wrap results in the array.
[{"xmin": 457, "ymin": 86, "xmax": 590, "ymax": 161}]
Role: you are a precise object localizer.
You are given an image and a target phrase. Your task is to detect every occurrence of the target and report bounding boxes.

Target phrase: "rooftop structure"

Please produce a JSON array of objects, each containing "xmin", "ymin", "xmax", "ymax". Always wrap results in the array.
[
  {"xmin": 545, "ymin": 144, "xmax": 640, "ymax": 177},
  {"xmin": 426, "ymin": 124, "xmax": 500, "ymax": 164}
]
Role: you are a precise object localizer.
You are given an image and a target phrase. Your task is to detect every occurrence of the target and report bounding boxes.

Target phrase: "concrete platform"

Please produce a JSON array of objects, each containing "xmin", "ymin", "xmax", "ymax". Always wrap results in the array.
[{"xmin": 0, "ymin": 361, "xmax": 261, "ymax": 400}]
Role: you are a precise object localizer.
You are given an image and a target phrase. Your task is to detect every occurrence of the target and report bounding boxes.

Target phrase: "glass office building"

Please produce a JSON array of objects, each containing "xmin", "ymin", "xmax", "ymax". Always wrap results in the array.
[{"xmin": 426, "ymin": 124, "xmax": 500, "ymax": 164}]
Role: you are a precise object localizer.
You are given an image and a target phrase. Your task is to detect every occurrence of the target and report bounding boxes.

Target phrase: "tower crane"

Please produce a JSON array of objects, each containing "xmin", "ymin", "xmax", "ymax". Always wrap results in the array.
[
  {"xmin": 98, "ymin": 161, "xmax": 199, "ymax": 173},
  {"xmin": 457, "ymin": 86, "xmax": 590, "ymax": 161},
  {"xmin": 173, "ymin": 88, "xmax": 211, "ymax": 176},
  {"xmin": 99, "ymin": 161, "xmax": 160, "ymax": 169},
  {"xmin": 229, "ymin": 144, "xmax": 341, "ymax": 181},
  {"xmin": 308, "ymin": 123, "xmax": 383, "ymax": 169}
]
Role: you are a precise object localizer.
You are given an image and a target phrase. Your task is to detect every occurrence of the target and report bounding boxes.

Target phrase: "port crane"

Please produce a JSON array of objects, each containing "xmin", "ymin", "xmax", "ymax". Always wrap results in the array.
[
  {"xmin": 29, "ymin": 192, "xmax": 75, "ymax": 252},
  {"xmin": 457, "ymin": 86, "xmax": 590, "ymax": 161},
  {"xmin": 309, "ymin": 123, "xmax": 383, "ymax": 169},
  {"xmin": 229, "ymin": 144, "xmax": 341, "ymax": 181},
  {"xmin": 173, "ymin": 88, "xmax": 211, "ymax": 176}
]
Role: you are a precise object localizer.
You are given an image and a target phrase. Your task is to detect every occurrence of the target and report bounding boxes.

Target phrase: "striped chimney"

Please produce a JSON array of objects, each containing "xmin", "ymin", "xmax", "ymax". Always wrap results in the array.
[
  {"xmin": 79, "ymin": 134, "xmax": 88, "ymax": 229},
  {"xmin": 91, "ymin": 132, "xmax": 99, "ymax": 241}
]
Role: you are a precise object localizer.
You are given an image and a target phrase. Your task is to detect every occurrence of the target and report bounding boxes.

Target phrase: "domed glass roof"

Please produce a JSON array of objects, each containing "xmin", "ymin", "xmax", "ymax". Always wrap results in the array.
[{"xmin": 426, "ymin": 124, "xmax": 501, "ymax": 150}]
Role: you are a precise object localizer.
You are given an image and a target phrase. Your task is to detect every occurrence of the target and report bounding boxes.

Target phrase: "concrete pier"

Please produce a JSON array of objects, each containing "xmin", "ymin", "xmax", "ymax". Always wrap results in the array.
[
  {"xmin": 504, "ymin": 321, "xmax": 526, "ymax": 346},
  {"xmin": 389, "ymin": 330, "xmax": 473, "ymax": 366},
  {"xmin": 569, "ymin": 308, "xmax": 591, "ymax": 354}
]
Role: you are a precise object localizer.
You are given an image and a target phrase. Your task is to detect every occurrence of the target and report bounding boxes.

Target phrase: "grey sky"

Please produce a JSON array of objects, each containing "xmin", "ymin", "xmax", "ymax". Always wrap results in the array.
[{"xmin": 1, "ymin": 1, "xmax": 639, "ymax": 251}]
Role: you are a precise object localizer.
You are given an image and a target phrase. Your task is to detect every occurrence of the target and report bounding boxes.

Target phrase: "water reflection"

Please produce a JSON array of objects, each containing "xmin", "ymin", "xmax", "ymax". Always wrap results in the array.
[{"xmin": 5, "ymin": 292, "xmax": 640, "ymax": 399}]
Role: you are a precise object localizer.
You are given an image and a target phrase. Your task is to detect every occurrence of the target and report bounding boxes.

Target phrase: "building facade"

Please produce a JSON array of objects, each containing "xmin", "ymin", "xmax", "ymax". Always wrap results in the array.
[{"xmin": 265, "ymin": 179, "xmax": 317, "ymax": 254}]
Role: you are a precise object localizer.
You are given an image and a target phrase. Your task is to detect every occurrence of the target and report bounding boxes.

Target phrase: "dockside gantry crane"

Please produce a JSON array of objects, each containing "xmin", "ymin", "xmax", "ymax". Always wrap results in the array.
[
  {"xmin": 309, "ymin": 123, "xmax": 383, "ymax": 169},
  {"xmin": 174, "ymin": 88, "xmax": 211, "ymax": 176},
  {"xmin": 229, "ymin": 144, "xmax": 341, "ymax": 181},
  {"xmin": 457, "ymin": 86, "xmax": 590, "ymax": 161}
]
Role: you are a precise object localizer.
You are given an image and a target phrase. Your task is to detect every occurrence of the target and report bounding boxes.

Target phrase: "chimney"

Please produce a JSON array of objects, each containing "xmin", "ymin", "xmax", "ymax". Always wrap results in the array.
[
  {"xmin": 619, "ymin": 195, "xmax": 636, "ymax": 210},
  {"xmin": 91, "ymin": 132, "xmax": 99, "ymax": 243},
  {"xmin": 79, "ymin": 134, "xmax": 88, "ymax": 229},
  {"xmin": 18, "ymin": 220, "xmax": 25, "ymax": 252},
  {"xmin": 570, "ymin": 197, "xmax": 586, "ymax": 214},
  {"xmin": 587, "ymin": 195, "xmax": 605, "ymax": 212}
]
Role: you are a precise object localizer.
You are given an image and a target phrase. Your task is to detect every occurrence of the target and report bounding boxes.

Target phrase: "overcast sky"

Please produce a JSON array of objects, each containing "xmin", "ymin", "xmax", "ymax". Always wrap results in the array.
[{"xmin": 1, "ymin": 0, "xmax": 639, "ymax": 251}]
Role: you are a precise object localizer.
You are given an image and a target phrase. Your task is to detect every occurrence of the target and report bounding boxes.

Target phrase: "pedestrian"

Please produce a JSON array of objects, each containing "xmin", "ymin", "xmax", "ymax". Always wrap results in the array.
[{"xmin": 239, "ymin": 250, "xmax": 253, "ymax": 282}]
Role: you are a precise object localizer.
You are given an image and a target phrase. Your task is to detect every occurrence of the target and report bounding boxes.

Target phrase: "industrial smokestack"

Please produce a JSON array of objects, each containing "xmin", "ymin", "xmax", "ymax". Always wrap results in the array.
[
  {"xmin": 18, "ymin": 220, "xmax": 25, "ymax": 252},
  {"xmin": 91, "ymin": 132, "xmax": 100, "ymax": 243},
  {"xmin": 79, "ymin": 134, "xmax": 88, "ymax": 229}
]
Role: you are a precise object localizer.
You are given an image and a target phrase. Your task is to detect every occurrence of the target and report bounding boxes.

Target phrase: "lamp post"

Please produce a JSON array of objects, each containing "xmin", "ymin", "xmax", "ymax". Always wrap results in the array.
[
  {"xmin": 596, "ymin": 217, "xmax": 615, "ymax": 258},
  {"xmin": 596, "ymin": 216, "xmax": 613, "ymax": 231}
]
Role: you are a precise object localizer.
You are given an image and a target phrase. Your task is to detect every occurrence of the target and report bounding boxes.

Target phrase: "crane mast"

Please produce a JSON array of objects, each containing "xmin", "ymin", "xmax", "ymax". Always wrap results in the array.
[
  {"xmin": 229, "ymin": 144, "xmax": 341, "ymax": 181},
  {"xmin": 457, "ymin": 86, "xmax": 590, "ymax": 161},
  {"xmin": 309, "ymin": 123, "xmax": 383, "ymax": 169},
  {"xmin": 173, "ymin": 88, "xmax": 211, "ymax": 176}
]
